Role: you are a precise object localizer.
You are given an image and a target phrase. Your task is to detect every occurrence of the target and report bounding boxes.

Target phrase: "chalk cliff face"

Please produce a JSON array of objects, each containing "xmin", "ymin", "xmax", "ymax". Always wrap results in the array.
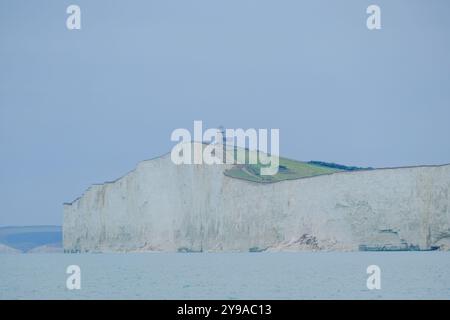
[
  {"xmin": 0, "ymin": 244, "xmax": 21, "ymax": 254},
  {"xmin": 63, "ymin": 145, "xmax": 450, "ymax": 252}
]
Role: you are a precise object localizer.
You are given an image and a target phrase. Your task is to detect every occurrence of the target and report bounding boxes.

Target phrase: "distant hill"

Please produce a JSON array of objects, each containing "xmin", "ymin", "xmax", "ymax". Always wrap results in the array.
[{"xmin": 0, "ymin": 225, "xmax": 62, "ymax": 253}]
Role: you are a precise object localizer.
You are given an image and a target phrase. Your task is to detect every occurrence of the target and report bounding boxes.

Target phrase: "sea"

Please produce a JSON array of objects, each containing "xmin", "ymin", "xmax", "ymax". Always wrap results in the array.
[{"xmin": 0, "ymin": 252, "xmax": 449, "ymax": 299}]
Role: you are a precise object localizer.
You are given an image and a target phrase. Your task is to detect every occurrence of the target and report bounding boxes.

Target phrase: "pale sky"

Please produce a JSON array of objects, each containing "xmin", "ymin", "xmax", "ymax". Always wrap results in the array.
[{"xmin": 1, "ymin": 0, "xmax": 450, "ymax": 226}]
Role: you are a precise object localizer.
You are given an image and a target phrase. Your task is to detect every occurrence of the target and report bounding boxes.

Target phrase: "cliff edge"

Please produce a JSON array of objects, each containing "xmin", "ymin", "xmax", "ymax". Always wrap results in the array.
[{"xmin": 63, "ymin": 144, "xmax": 450, "ymax": 252}]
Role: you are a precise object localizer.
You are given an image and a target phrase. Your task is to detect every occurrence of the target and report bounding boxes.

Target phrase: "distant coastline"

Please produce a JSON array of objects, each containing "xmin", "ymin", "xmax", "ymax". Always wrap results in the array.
[{"xmin": 0, "ymin": 225, "xmax": 62, "ymax": 253}]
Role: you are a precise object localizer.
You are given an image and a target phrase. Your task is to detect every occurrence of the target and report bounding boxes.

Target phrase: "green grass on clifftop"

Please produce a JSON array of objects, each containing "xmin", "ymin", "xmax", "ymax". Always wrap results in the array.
[{"xmin": 224, "ymin": 155, "xmax": 344, "ymax": 183}]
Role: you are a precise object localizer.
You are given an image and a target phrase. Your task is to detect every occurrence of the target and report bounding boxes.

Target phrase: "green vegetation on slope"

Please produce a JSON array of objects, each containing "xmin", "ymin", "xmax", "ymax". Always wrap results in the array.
[
  {"xmin": 224, "ymin": 156, "xmax": 344, "ymax": 183},
  {"xmin": 0, "ymin": 226, "xmax": 62, "ymax": 252},
  {"xmin": 180, "ymin": 143, "xmax": 371, "ymax": 183}
]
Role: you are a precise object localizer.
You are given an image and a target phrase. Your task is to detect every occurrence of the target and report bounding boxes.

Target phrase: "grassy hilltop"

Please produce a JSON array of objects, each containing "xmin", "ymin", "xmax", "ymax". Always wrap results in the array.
[{"xmin": 222, "ymin": 147, "xmax": 372, "ymax": 183}]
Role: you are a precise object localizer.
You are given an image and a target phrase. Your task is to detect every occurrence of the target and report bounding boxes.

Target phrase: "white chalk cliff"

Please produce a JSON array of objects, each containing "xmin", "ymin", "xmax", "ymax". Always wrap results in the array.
[
  {"xmin": 63, "ymin": 143, "xmax": 450, "ymax": 252},
  {"xmin": 0, "ymin": 244, "xmax": 21, "ymax": 254}
]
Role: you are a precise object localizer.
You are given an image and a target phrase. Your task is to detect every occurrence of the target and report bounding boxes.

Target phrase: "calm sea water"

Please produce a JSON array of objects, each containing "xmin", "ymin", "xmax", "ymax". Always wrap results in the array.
[{"xmin": 0, "ymin": 252, "xmax": 449, "ymax": 299}]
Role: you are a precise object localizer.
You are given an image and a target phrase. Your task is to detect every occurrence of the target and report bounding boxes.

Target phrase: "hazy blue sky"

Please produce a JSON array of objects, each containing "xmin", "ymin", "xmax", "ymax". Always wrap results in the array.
[{"xmin": 1, "ymin": 0, "xmax": 449, "ymax": 226}]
